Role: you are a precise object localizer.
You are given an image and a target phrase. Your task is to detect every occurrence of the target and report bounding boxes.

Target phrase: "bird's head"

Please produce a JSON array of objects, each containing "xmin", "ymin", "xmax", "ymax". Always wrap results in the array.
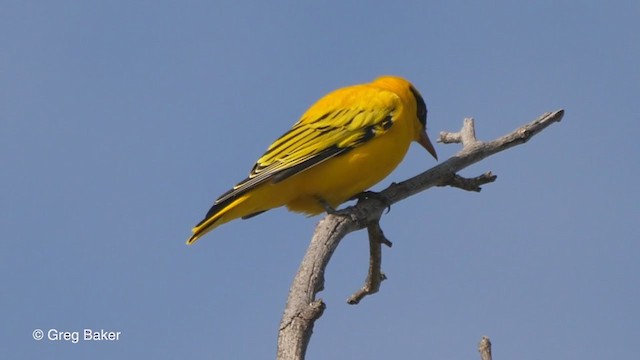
[{"xmin": 372, "ymin": 76, "xmax": 437, "ymax": 160}]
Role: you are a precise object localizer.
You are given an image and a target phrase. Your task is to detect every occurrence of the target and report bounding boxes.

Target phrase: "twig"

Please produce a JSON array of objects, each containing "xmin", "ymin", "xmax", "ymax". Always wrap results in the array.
[
  {"xmin": 439, "ymin": 172, "xmax": 497, "ymax": 192},
  {"xmin": 276, "ymin": 110, "xmax": 564, "ymax": 360},
  {"xmin": 347, "ymin": 222, "xmax": 389, "ymax": 305},
  {"xmin": 347, "ymin": 170, "xmax": 495, "ymax": 306}
]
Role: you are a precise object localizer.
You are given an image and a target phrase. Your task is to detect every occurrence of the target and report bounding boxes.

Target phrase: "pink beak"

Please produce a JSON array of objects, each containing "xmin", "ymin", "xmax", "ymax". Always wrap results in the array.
[{"xmin": 418, "ymin": 130, "xmax": 438, "ymax": 160}]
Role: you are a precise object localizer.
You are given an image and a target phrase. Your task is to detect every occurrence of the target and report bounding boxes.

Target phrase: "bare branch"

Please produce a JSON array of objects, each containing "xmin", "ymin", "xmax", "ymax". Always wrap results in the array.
[
  {"xmin": 277, "ymin": 110, "xmax": 564, "ymax": 360},
  {"xmin": 347, "ymin": 221, "xmax": 389, "ymax": 305}
]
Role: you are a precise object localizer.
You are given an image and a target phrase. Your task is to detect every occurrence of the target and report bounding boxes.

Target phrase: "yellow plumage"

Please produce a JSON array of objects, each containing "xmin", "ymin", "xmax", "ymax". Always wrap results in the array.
[{"xmin": 187, "ymin": 76, "xmax": 437, "ymax": 244}]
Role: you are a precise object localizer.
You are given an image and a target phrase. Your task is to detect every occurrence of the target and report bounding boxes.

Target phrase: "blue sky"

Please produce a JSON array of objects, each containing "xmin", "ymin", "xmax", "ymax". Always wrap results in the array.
[{"xmin": 2, "ymin": 1, "xmax": 639, "ymax": 359}]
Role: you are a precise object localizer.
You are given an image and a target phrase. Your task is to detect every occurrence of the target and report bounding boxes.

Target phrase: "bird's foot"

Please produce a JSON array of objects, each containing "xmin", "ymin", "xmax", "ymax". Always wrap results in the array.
[
  {"xmin": 315, "ymin": 196, "xmax": 351, "ymax": 217},
  {"xmin": 350, "ymin": 191, "xmax": 391, "ymax": 214}
]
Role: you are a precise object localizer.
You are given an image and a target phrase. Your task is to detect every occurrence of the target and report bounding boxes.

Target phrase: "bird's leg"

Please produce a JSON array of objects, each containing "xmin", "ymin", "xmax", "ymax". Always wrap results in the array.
[
  {"xmin": 315, "ymin": 196, "xmax": 357, "ymax": 218},
  {"xmin": 350, "ymin": 190, "xmax": 391, "ymax": 214},
  {"xmin": 315, "ymin": 196, "xmax": 339, "ymax": 215}
]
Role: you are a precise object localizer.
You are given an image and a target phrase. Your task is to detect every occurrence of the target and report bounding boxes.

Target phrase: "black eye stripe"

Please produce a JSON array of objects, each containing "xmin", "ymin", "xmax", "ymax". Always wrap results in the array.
[{"xmin": 409, "ymin": 86, "xmax": 427, "ymax": 128}]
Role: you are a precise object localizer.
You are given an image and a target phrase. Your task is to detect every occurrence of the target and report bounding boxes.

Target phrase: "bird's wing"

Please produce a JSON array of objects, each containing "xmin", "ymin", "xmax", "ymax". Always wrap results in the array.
[{"xmin": 214, "ymin": 86, "xmax": 400, "ymax": 206}]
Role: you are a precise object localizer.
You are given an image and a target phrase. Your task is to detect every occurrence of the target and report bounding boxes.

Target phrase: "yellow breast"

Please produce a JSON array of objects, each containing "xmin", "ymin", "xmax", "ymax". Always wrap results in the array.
[{"xmin": 280, "ymin": 105, "xmax": 415, "ymax": 214}]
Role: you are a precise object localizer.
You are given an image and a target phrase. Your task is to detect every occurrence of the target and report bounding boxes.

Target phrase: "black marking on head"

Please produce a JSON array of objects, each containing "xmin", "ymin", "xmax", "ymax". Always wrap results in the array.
[{"xmin": 409, "ymin": 86, "xmax": 427, "ymax": 128}]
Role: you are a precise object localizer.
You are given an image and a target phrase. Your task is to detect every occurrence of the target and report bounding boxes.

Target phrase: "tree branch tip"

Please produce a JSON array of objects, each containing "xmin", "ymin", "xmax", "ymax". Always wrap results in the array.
[
  {"xmin": 539, "ymin": 109, "xmax": 564, "ymax": 124},
  {"xmin": 478, "ymin": 336, "xmax": 492, "ymax": 360},
  {"xmin": 346, "ymin": 291, "xmax": 366, "ymax": 305},
  {"xmin": 439, "ymin": 172, "xmax": 497, "ymax": 192},
  {"xmin": 346, "ymin": 296, "xmax": 360, "ymax": 305},
  {"xmin": 552, "ymin": 108, "xmax": 565, "ymax": 118},
  {"xmin": 482, "ymin": 171, "xmax": 498, "ymax": 182},
  {"xmin": 437, "ymin": 130, "xmax": 461, "ymax": 144},
  {"xmin": 548, "ymin": 109, "xmax": 565, "ymax": 123},
  {"xmin": 346, "ymin": 271, "xmax": 387, "ymax": 305}
]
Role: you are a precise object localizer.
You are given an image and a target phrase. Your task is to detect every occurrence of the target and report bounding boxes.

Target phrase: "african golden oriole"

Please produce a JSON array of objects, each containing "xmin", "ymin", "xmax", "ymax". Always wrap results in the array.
[{"xmin": 187, "ymin": 76, "xmax": 437, "ymax": 244}]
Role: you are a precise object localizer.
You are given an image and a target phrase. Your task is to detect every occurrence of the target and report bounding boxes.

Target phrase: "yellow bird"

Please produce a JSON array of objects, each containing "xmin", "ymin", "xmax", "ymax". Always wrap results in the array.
[{"xmin": 187, "ymin": 76, "xmax": 437, "ymax": 244}]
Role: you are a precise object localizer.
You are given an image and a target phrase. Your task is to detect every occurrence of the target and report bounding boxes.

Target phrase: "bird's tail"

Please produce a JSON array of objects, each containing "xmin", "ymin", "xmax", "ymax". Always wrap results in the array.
[{"xmin": 186, "ymin": 195, "xmax": 250, "ymax": 245}]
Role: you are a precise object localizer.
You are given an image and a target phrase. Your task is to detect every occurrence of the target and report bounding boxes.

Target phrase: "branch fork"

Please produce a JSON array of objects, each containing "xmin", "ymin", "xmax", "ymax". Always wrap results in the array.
[
  {"xmin": 346, "ymin": 117, "xmax": 500, "ymax": 305},
  {"xmin": 277, "ymin": 110, "xmax": 564, "ymax": 360},
  {"xmin": 438, "ymin": 117, "xmax": 482, "ymax": 148}
]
